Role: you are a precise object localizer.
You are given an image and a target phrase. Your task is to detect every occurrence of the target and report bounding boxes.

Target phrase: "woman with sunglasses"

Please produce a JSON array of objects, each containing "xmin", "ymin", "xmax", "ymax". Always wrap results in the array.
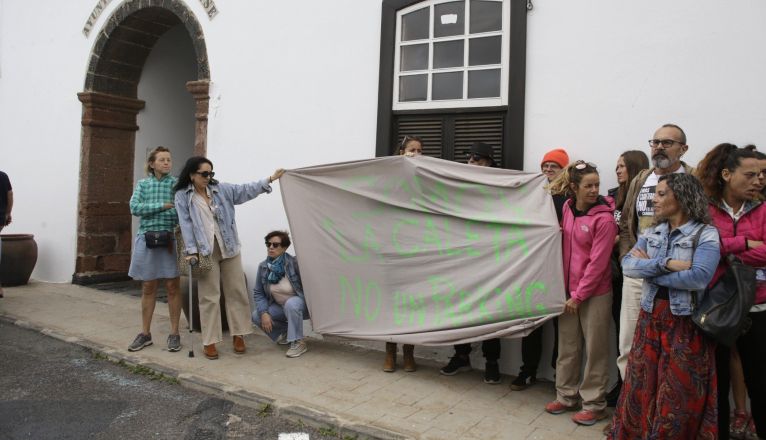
[
  {"xmin": 609, "ymin": 173, "xmax": 720, "ymax": 439},
  {"xmin": 543, "ymin": 161, "xmax": 617, "ymax": 426},
  {"xmin": 174, "ymin": 156, "xmax": 285, "ymax": 360},
  {"xmin": 252, "ymin": 230, "xmax": 309, "ymax": 358}
]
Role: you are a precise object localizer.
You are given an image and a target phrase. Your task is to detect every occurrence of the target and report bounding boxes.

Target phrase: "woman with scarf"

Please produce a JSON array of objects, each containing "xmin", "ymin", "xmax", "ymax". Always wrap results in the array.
[{"xmin": 252, "ymin": 230, "xmax": 309, "ymax": 358}]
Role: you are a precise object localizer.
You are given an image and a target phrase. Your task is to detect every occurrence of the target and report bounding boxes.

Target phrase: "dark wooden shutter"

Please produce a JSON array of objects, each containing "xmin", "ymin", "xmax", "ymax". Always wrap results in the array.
[
  {"xmin": 394, "ymin": 117, "xmax": 443, "ymax": 157},
  {"xmin": 454, "ymin": 113, "xmax": 504, "ymax": 165}
]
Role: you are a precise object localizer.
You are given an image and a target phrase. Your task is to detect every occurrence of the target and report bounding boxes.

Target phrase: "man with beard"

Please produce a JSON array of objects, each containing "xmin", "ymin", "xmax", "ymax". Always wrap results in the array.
[{"xmin": 616, "ymin": 124, "xmax": 693, "ymax": 380}]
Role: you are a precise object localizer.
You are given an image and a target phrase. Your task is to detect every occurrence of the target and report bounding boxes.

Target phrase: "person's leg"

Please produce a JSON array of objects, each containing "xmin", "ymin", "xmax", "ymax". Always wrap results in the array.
[
  {"xmin": 616, "ymin": 276, "xmax": 643, "ymax": 378},
  {"xmin": 197, "ymin": 243, "xmax": 224, "ymax": 347},
  {"xmin": 140, "ymin": 280, "xmax": 159, "ymax": 335},
  {"xmin": 739, "ymin": 311, "xmax": 766, "ymax": 439},
  {"xmin": 165, "ymin": 277, "xmax": 181, "ymax": 335},
  {"xmin": 717, "ymin": 345, "xmax": 731, "ymax": 440},
  {"xmin": 520, "ymin": 326, "xmax": 543, "ymax": 376},
  {"xmin": 252, "ymin": 302, "xmax": 288, "ymax": 341},
  {"xmin": 552, "ymin": 308, "xmax": 583, "ymax": 408},
  {"xmin": 440, "ymin": 343, "xmax": 472, "ymax": 375},
  {"xmin": 730, "ymin": 346, "xmax": 750, "ymax": 437},
  {"xmin": 0, "ymin": 225, "xmax": 4, "ymax": 297},
  {"xmin": 577, "ymin": 292, "xmax": 612, "ymax": 416},
  {"xmin": 218, "ymin": 251, "xmax": 253, "ymax": 339},
  {"xmin": 283, "ymin": 296, "xmax": 308, "ymax": 342},
  {"xmin": 482, "ymin": 338, "xmax": 501, "ymax": 363}
]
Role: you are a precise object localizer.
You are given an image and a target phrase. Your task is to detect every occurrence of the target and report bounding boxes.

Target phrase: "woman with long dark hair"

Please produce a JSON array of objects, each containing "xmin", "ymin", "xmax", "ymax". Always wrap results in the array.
[
  {"xmin": 697, "ymin": 144, "xmax": 766, "ymax": 439},
  {"xmin": 174, "ymin": 156, "xmax": 284, "ymax": 360},
  {"xmin": 610, "ymin": 173, "xmax": 720, "ymax": 439}
]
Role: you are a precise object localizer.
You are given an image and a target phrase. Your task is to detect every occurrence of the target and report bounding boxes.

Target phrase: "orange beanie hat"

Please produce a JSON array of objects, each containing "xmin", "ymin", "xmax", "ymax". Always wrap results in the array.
[{"xmin": 540, "ymin": 148, "xmax": 570, "ymax": 168}]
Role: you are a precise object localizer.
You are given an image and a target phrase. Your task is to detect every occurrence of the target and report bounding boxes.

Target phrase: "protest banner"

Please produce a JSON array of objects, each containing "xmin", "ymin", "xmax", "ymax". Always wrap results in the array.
[{"xmin": 279, "ymin": 155, "xmax": 565, "ymax": 345}]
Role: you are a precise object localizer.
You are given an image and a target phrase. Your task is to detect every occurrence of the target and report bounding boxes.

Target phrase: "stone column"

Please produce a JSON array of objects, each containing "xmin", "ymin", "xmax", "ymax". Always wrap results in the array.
[
  {"xmin": 186, "ymin": 80, "xmax": 210, "ymax": 157},
  {"xmin": 74, "ymin": 92, "xmax": 145, "ymax": 284}
]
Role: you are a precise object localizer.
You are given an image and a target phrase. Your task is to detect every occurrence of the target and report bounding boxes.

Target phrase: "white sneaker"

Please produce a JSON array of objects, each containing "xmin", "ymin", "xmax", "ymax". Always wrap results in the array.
[
  {"xmin": 276, "ymin": 332, "xmax": 289, "ymax": 345},
  {"xmin": 286, "ymin": 340, "xmax": 307, "ymax": 358}
]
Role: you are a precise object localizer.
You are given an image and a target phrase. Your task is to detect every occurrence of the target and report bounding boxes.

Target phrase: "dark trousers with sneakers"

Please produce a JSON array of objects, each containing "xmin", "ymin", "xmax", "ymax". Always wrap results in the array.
[
  {"xmin": 738, "ymin": 310, "xmax": 766, "ymax": 438},
  {"xmin": 454, "ymin": 338, "xmax": 500, "ymax": 362},
  {"xmin": 519, "ymin": 319, "xmax": 558, "ymax": 375}
]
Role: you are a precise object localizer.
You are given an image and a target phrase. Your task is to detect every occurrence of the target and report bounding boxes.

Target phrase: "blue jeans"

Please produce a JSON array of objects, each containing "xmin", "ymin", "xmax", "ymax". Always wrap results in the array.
[{"xmin": 251, "ymin": 296, "xmax": 308, "ymax": 343}]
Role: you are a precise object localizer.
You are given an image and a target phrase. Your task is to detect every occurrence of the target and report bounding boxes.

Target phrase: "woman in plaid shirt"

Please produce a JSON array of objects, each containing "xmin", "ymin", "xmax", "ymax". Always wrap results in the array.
[{"xmin": 127, "ymin": 146, "xmax": 183, "ymax": 353}]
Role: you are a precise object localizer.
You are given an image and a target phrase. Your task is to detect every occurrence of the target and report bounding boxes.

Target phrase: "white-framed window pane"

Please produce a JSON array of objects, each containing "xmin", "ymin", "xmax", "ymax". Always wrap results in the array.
[
  {"xmin": 400, "ymin": 74, "xmax": 428, "ymax": 101},
  {"xmin": 470, "ymin": 0, "xmax": 502, "ymax": 34},
  {"xmin": 432, "ymin": 72, "xmax": 463, "ymax": 100},
  {"xmin": 433, "ymin": 40, "xmax": 464, "ymax": 69},
  {"xmin": 434, "ymin": 1, "xmax": 465, "ymax": 38},
  {"xmin": 468, "ymin": 36, "xmax": 501, "ymax": 66},
  {"xmin": 400, "ymin": 44, "xmax": 429, "ymax": 71},
  {"xmin": 467, "ymin": 69, "xmax": 500, "ymax": 98},
  {"xmin": 402, "ymin": 8, "xmax": 429, "ymax": 41}
]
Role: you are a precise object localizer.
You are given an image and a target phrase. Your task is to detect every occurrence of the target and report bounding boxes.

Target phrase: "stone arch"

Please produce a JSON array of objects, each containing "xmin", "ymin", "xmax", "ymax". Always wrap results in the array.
[{"xmin": 74, "ymin": 0, "xmax": 210, "ymax": 283}]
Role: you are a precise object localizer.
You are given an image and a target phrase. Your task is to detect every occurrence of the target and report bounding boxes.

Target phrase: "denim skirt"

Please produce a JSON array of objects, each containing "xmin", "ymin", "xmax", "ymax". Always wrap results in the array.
[{"xmin": 128, "ymin": 233, "xmax": 180, "ymax": 281}]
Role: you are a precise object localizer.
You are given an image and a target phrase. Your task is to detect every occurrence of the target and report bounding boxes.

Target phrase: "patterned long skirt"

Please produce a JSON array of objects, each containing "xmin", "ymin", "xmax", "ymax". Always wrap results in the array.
[{"xmin": 609, "ymin": 299, "xmax": 718, "ymax": 440}]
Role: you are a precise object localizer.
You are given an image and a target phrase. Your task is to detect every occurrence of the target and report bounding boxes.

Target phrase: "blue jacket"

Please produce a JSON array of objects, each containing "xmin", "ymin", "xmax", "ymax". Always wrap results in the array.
[
  {"xmin": 175, "ymin": 178, "xmax": 272, "ymax": 257},
  {"xmin": 622, "ymin": 220, "xmax": 720, "ymax": 316},
  {"xmin": 253, "ymin": 253, "xmax": 306, "ymax": 316}
]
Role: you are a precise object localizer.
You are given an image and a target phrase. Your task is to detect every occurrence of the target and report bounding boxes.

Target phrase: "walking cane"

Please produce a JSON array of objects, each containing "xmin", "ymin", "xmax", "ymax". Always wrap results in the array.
[{"xmin": 188, "ymin": 256, "xmax": 198, "ymax": 358}]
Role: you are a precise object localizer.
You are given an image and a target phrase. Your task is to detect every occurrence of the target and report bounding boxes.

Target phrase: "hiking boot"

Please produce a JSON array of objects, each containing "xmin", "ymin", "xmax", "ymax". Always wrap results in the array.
[
  {"xmin": 233, "ymin": 335, "xmax": 246, "ymax": 354},
  {"xmin": 286, "ymin": 340, "xmax": 308, "ymax": 358},
  {"xmin": 276, "ymin": 332, "xmax": 289, "ymax": 345},
  {"xmin": 510, "ymin": 372, "xmax": 536, "ymax": 391},
  {"xmin": 167, "ymin": 334, "xmax": 181, "ymax": 352},
  {"xmin": 383, "ymin": 342, "xmax": 397, "ymax": 372},
  {"xmin": 440, "ymin": 355, "xmax": 471, "ymax": 376},
  {"xmin": 544, "ymin": 400, "xmax": 578, "ymax": 415},
  {"xmin": 128, "ymin": 333, "xmax": 152, "ymax": 352},
  {"xmin": 203, "ymin": 343, "xmax": 219, "ymax": 360},
  {"xmin": 571, "ymin": 409, "xmax": 608, "ymax": 426},
  {"xmin": 484, "ymin": 361, "xmax": 501, "ymax": 384},
  {"xmin": 402, "ymin": 344, "xmax": 416, "ymax": 372}
]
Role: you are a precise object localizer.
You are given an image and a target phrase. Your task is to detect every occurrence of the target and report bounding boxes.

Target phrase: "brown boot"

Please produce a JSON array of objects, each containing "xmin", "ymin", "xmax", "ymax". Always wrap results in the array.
[
  {"xmin": 233, "ymin": 335, "xmax": 246, "ymax": 354},
  {"xmin": 383, "ymin": 342, "xmax": 397, "ymax": 372},
  {"xmin": 203, "ymin": 343, "xmax": 219, "ymax": 360},
  {"xmin": 403, "ymin": 344, "xmax": 416, "ymax": 372}
]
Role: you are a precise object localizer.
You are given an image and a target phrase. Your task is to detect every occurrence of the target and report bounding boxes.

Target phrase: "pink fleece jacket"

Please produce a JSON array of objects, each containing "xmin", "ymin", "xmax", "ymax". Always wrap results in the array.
[
  {"xmin": 562, "ymin": 196, "xmax": 618, "ymax": 303},
  {"xmin": 709, "ymin": 202, "xmax": 766, "ymax": 305}
]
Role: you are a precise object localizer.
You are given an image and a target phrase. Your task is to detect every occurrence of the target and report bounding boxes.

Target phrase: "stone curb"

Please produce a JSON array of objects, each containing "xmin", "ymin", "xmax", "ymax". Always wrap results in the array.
[{"xmin": 0, "ymin": 313, "xmax": 409, "ymax": 440}]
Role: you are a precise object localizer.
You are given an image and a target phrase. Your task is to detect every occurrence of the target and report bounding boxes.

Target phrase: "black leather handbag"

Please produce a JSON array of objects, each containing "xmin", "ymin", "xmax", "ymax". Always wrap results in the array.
[
  {"xmin": 691, "ymin": 228, "xmax": 757, "ymax": 347},
  {"xmin": 144, "ymin": 230, "xmax": 172, "ymax": 248}
]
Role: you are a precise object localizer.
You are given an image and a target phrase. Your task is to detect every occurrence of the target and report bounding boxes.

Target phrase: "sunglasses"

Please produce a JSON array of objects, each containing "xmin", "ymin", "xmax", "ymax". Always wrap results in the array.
[
  {"xmin": 195, "ymin": 171, "xmax": 215, "ymax": 178},
  {"xmin": 574, "ymin": 160, "xmax": 597, "ymax": 170},
  {"xmin": 265, "ymin": 241, "xmax": 283, "ymax": 249}
]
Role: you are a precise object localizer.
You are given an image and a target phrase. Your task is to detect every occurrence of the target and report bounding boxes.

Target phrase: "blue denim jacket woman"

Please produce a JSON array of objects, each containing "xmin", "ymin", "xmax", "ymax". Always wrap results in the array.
[
  {"xmin": 622, "ymin": 221, "xmax": 720, "ymax": 315},
  {"xmin": 253, "ymin": 252, "xmax": 305, "ymax": 316}
]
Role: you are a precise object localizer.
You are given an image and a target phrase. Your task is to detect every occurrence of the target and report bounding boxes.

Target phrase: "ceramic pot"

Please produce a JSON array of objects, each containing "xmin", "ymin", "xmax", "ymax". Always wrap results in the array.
[{"xmin": 0, "ymin": 234, "xmax": 38, "ymax": 286}]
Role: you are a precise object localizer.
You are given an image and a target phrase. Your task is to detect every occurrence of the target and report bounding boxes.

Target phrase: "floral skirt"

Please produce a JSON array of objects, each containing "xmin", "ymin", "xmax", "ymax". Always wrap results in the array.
[{"xmin": 609, "ymin": 299, "xmax": 718, "ymax": 440}]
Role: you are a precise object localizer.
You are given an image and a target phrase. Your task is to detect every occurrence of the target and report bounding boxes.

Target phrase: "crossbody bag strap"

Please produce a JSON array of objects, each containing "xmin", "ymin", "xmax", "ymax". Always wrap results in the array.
[{"xmin": 689, "ymin": 225, "xmax": 707, "ymax": 309}]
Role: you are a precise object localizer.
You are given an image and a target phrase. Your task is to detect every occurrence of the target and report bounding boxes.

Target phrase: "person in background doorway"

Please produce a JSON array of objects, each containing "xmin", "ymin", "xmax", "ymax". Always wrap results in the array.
[
  {"xmin": 440, "ymin": 141, "xmax": 503, "ymax": 384},
  {"xmin": 605, "ymin": 150, "xmax": 649, "ymax": 406},
  {"xmin": 511, "ymin": 147, "xmax": 569, "ymax": 391},
  {"xmin": 126, "ymin": 147, "xmax": 182, "ymax": 353},
  {"xmin": 174, "ymin": 156, "xmax": 285, "ymax": 360},
  {"xmin": 543, "ymin": 161, "xmax": 616, "ymax": 426},
  {"xmin": 383, "ymin": 134, "xmax": 424, "ymax": 372},
  {"xmin": 252, "ymin": 230, "xmax": 310, "ymax": 358},
  {"xmin": 0, "ymin": 170, "xmax": 12, "ymax": 299}
]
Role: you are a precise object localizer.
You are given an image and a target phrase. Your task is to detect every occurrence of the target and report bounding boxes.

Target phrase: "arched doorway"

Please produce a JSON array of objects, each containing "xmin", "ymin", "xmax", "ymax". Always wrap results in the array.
[{"xmin": 74, "ymin": 0, "xmax": 210, "ymax": 284}]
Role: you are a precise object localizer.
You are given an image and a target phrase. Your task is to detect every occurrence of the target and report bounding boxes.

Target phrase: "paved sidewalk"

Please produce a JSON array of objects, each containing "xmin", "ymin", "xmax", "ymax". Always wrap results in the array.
[{"xmin": 0, "ymin": 282, "xmax": 607, "ymax": 440}]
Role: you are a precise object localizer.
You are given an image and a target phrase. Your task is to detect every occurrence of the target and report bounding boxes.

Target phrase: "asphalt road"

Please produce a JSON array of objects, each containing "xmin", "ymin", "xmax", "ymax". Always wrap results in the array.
[{"xmin": 0, "ymin": 320, "xmax": 340, "ymax": 440}]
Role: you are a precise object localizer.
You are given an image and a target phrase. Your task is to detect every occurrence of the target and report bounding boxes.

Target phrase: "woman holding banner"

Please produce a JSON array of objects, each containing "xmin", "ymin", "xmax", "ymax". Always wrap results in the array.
[
  {"xmin": 543, "ymin": 161, "xmax": 617, "ymax": 426},
  {"xmin": 382, "ymin": 134, "xmax": 424, "ymax": 372}
]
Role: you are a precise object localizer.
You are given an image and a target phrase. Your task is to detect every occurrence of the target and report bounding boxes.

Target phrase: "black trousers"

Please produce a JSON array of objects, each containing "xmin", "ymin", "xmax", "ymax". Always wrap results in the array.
[
  {"xmin": 518, "ymin": 318, "xmax": 558, "ymax": 375},
  {"xmin": 454, "ymin": 338, "xmax": 501, "ymax": 363},
  {"xmin": 716, "ymin": 344, "xmax": 731, "ymax": 440},
  {"xmin": 738, "ymin": 310, "xmax": 766, "ymax": 439}
]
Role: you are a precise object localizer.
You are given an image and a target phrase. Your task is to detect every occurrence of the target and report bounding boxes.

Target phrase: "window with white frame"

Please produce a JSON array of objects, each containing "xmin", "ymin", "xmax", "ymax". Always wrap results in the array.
[{"xmin": 393, "ymin": 0, "xmax": 509, "ymax": 110}]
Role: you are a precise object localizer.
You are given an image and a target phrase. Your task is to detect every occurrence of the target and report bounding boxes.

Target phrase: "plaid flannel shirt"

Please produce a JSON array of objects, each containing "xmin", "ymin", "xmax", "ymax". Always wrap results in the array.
[{"xmin": 129, "ymin": 174, "xmax": 178, "ymax": 234}]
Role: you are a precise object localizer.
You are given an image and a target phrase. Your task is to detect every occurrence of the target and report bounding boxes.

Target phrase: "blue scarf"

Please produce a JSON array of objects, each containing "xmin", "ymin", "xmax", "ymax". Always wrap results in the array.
[{"xmin": 267, "ymin": 254, "xmax": 286, "ymax": 284}]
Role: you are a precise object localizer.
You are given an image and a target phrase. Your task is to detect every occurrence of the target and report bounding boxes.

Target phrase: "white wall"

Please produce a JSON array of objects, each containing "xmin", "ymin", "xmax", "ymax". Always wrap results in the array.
[{"xmin": 133, "ymin": 24, "xmax": 197, "ymax": 235}]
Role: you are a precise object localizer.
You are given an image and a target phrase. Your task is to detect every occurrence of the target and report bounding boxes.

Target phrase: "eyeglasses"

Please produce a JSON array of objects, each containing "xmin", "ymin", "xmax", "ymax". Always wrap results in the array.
[
  {"xmin": 195, "ymin": 171, "xmax": 215, "ymax": 178},
  {"xmin": 265, "ymin": 241, "xmax": 283, "ymax": 249},
  {"xmin": 648, "ymin": 139, "xmax": 683, "ymax": 148},
  {"xmin": 574, "ymin": 160, "xmax": 597, "ymax": 170}
]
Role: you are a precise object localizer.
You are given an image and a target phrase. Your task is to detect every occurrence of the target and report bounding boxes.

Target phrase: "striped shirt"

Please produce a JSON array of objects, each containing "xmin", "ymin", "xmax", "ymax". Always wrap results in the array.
[{"xmin": 129, "ymin": 174, "xmax": 178, "ymax": 234}]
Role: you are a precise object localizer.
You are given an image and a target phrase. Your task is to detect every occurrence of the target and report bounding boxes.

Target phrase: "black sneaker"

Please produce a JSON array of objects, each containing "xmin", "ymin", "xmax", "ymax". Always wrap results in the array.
[
  {"xmin": 167, "ymin": 334, "xmax": 181, "ymax": 352},
  {"xmin": 128, "ymin": 333, "xmax": 152, "ymax": 352},
  {"xmin": 484, "ymin": 362, "xmax": 501, "ymax": 384},
  {"xmin": 440, "ymin": 355, "xmax": 472, "ymax": 376},
  {"xmin": 510, "ymin": 372, "xmax": 536, "ymax": 391}
]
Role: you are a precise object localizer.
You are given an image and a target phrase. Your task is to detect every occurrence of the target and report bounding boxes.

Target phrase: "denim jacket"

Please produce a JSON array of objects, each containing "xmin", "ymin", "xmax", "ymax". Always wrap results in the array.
[
  {"xmin": 622, "ymin": 220, "xmax": 720, "ymax": 316},
  {"xmin": 253, "ymin": 253, "xmax": 306, "ymax": 317},
  {"xmin": 175, "ymin": 178, "xmax": 272, "ymax": 257}
]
